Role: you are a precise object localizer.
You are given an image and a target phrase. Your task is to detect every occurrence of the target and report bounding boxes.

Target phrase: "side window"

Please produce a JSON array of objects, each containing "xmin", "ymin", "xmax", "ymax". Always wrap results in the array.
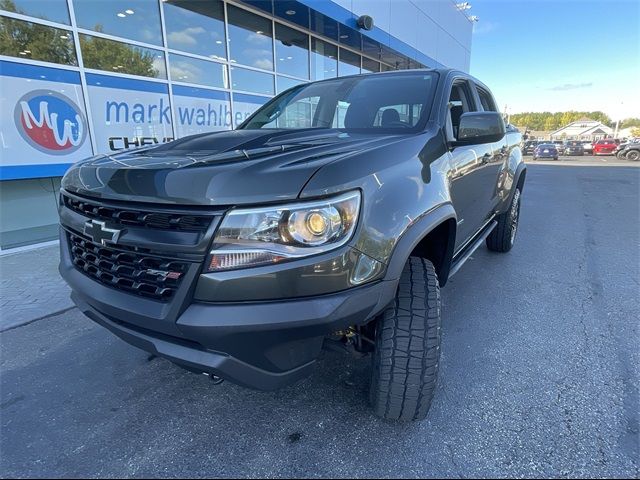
[
  {"xmin": 447, "ymin": 81, "xmax": 476, "ymax": 140},
  {"xmin": 477, "ymin": 87, "xmax": 497, "ymax": 112}
]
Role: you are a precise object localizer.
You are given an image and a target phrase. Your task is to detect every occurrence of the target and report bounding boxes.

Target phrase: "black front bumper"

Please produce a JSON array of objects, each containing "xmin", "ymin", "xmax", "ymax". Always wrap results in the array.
[{"xmin": 60, "ymin": 232, "xmax": 396, "ymax": 390}]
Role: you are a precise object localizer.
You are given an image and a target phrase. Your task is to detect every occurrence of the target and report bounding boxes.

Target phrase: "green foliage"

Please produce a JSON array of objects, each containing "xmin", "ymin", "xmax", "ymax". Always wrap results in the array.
[
  {"xmin": 621, "ymin": 118, "xmax": 640, "ymax": 128},
  {"xmin": 510, "ymin": 111, "xmax": 613, "ymax": 131},
  {"xmin": 79, "ymin": 31, "xmax": 159, "ymax": 78},
  {"xmin": 0, "ymin": 1, "xmax": 77, "ymax": 65},
  {"xmin": 0, "ymin": 0, "xmax": 157, "ymax": 77}
]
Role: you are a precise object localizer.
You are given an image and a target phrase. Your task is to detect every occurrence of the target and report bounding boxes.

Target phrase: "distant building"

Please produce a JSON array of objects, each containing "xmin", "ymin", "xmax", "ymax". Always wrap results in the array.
[{"xmin": 550, "ymin": 119, "xmax": 613, "ymax": 141}]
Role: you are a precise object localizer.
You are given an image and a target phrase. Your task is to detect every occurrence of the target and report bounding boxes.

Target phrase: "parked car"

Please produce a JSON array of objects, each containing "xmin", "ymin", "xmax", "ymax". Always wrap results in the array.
[
  {"xmin": 564, "ymin": 140, "xmax": 584, "ymax": 156},
  {"xmin": 616, "ymin": 141, "xmax": 640, "ymax": 161},
  {"xmin": 523, "ymin": 140, "xmax": 538, "ymax": 155},
  {"xmin": 552, "ymin": 140, "xmax": 565, "ymax": 155},
  {"xmin": 58, "ymin": 69, "xmax": 526, "ymax": 422},
  {"xmin": 533, "ymin": 143, "xmax": 559, "ymax": 160},
  {"xmin": 581, "ymin": 140, "xmax": 594, "ymax": 154},
  {"xmin": 593, "ymin": 138, "xmax": 617, "ymax": 155}
]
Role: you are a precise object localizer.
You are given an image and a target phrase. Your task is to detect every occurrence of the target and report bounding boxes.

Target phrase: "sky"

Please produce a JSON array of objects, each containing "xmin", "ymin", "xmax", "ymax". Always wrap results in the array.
[{"xmin": 468, "ymin": 0, "xmax": 640, "ymax": 120}]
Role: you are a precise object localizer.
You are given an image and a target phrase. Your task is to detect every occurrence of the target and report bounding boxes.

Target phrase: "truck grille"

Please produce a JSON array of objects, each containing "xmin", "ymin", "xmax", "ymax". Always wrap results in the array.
[
  {"xmin": 68, "ymin": 233, "xmax": 189, "ymax": 301},
  {"xmin": 63, "ymin": 194, "xmax": 212, "ymax": 232}
]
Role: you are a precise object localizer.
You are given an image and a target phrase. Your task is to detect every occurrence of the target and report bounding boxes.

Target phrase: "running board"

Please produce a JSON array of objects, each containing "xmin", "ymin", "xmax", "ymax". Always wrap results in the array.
[{"xmin": 448, "ymin": 220, "xmax": 498, "ymax": 278}]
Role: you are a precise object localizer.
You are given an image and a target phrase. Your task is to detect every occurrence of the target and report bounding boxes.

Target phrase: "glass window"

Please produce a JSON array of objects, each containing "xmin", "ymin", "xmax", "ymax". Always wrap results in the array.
[
  {"xmin": 362, "ymin": 57, "xmax": 380, "ymax": 73},
  {"xmin": 227, "ymin": 5, "xmax": 273, "ymax": 70},
  {"xmin": 169, "ymin": 54, "xmax": 227, "ymax": 89},
  {"xmin": 232, "ymin": 93, "xmax": 267, "ymax": 127},
  {"xmin": 80, "ymin": 34, "xmax": 166, "ymax": 79},
  {"xmin": 373, "ymin": 104, "xmax": 423, "ymax": 127},
  {"xmin": 163, "ymin": 0, "xmax": 226, "ymax": 61},
  {"xmin": 338, "ymin": 48, "xmax": 360, "ymax": 76},
  {"xmin": 274, "ymin": 23, "xmax": 308, "ymax": 79},
  {"xmin": 0, "ymin": 16, "xmax": 77, "ymax": 65},
  {"xmin": 381, "ymin": 63, "xmax": 395, "ymax": 72},
  {"xmin": 277, "ymin": 75, "xmax": 303, "ymax": 94},
  {"xmin": 0, "ymin": 0, "xmax": 70, "ymax": 25},
  {"xmin": 262, "ymin": 96, "xmax": 319, "ymax": 129},
  {"xmin": 310, "ymin": 38, "xmax": 337, "ymax": 81},
  {"xmin": 73, "ymin": 0, "xmax": 162, "ymax": 45},
  {"xmin": 230, "ymin": 66, "xmax": 273, "ymax": 95},
  {"xmin": 477, "ymin": 87, "xmax": 497, "ymax": 112},
  {"xmin": 242, "ymin": 71, "xmax": 438, "ymax": 133}
]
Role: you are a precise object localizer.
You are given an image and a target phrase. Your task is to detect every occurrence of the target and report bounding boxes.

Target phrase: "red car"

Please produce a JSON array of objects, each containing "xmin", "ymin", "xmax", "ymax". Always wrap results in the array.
[{"xmin": 593, "ymin": 139, "xmax": 618, "ymax": 155}]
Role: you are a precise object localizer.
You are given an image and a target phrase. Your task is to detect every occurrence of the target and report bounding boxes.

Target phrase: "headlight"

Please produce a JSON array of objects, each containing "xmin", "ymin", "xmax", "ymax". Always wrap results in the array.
[{"xmin": 206, "ymin": 191, "xmax": 361, "ymax": 272}]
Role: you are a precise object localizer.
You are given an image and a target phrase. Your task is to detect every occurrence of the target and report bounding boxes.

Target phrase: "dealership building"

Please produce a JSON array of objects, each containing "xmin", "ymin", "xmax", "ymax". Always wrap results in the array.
[{"xmin": 0, "ymin": 0, "xmax": 473, "ymax": 250}]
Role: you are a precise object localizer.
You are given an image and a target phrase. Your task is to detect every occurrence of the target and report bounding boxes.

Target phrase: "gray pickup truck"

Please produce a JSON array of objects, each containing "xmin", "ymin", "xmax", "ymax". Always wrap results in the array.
[{"xmin": 59, "ymin": 69, "xmax": 525, "ymax": 421}]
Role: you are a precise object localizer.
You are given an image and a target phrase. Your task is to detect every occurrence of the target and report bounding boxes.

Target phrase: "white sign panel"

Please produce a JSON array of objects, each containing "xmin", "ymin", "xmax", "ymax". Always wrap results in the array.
[
  {"xmin": 85, "ymin": 73, "xmax": 174, "ymax": 153},
  {"xmin": 171, "ymin": 85, "xmax": 232, "ymax": 138},
  {"xmin": 0, "ymin": 60, "xmax": 93, "ymax": 179}
]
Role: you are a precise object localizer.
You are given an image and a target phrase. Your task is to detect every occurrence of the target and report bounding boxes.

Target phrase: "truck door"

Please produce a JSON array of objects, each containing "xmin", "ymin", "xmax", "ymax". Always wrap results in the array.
[
  {"xmin": 446, "ymin": 80, "xmax": 496, "ymax": 252},
  {"xmin": 473, "ymin": 84, "xmax": 508, "ymax": 214}
]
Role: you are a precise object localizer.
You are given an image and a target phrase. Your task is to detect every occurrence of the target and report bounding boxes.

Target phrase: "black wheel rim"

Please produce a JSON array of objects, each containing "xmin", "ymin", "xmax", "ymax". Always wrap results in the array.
[{"xmin": 510, "ymin": 190, "xmax": 520, "ymax": 245}]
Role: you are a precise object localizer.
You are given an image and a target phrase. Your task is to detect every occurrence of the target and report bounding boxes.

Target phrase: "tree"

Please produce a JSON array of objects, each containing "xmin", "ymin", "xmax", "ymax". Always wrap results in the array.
[
  {"xmin": 80, "ymin": 29, "xmax": 159, "ymax": 78},
  {"xmin": 0, "ymin": 0, "xmax": 157, "ymax": 78},
  {"xmin": 543, "ymin": 116, "xmax": 557, "ymax": 131},
  {"xmin": 631, "ymin": 127, "xmax": 640, "ymax": 138},
  {"xmin": 621, "ymin": 118, "xmax": 640, "ymax": 129},
  {"xmin": 510, "ymin": 111, "xmax": 614, "ymax": 130},
  {"xmin": 0, "ymin": 0, "xmax": 76, "ymax": 65}
]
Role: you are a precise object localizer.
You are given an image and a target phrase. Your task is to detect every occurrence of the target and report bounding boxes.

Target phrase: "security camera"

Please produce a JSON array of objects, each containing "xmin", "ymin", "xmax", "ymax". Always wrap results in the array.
[{"xmin": 357, "ymin": 15, "xmax": 374, "ymax": 31}]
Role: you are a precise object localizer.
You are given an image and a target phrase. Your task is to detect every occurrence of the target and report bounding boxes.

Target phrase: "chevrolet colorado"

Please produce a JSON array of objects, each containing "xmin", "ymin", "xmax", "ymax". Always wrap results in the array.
[{"xmin": 59, "ymin": 69, "xmax": 526, "ymax": 421}]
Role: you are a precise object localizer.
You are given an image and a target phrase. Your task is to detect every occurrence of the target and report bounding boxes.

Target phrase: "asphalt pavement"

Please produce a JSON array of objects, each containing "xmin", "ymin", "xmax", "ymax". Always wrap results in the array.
[{"xmin": 1, "ymin": 164, "xmax": 638, "ymax": 478}]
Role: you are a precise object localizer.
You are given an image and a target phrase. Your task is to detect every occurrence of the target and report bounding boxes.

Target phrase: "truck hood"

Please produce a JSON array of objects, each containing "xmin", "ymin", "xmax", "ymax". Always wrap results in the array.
[{"xmin": 62, "ymin": 129, "xmax": 403, "ymax": 206}]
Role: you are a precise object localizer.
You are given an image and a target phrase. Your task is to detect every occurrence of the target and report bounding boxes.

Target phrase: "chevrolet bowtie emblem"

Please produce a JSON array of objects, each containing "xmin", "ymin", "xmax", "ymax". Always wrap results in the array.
[{"xmin": 83, "ymin": 220, "xmax": 123, "ymax": 246}]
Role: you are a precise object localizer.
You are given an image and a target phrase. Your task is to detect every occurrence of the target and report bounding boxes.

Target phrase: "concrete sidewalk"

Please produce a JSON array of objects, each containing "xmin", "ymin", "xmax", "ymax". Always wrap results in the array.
[{"xmin": 0, "ymin": 243, "xmax": 73, "ymax": 331}]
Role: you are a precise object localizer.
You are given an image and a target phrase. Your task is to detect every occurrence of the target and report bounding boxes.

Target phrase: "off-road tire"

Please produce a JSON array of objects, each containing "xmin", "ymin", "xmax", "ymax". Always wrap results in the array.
[
  {"xmin": 486, "ymin": 187, "xmax": 521, "ymax": 252},
  {"xmin": 626, "ymin": 150, "xmax": 639, "ymax": 161},
  {"xmin": 369, "ymin": 257, "xmax": 441, "ymax": 421}
]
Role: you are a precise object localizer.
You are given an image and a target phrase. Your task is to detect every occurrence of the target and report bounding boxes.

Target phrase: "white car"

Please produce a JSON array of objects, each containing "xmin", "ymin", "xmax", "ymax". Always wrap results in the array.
[{"xmin": 581, "ymin": 141, "xmax": 593, "ymax": 154}]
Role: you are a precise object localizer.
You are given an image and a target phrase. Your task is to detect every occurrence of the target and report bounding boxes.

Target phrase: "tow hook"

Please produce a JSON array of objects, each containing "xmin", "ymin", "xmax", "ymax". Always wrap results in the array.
[{"xmin": 203, "ymin": 372, "xmax": 224, "ymax": 385}]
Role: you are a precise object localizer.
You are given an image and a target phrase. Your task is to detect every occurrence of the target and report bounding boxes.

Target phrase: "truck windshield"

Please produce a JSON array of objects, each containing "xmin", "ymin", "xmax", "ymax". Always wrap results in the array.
[{"xmin": 240, "ymin": 71, "xmax": 438, "ymax": 133}]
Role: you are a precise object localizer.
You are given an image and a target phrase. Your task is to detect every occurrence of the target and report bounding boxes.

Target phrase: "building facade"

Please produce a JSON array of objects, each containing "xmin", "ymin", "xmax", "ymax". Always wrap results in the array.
[
  {"xmin": 0, "ymin": 0, "xmax": 473, "ymax": 249},
  {"xmin": 550, "ymin": 119, "xmax": 614, "ymax": 141}
]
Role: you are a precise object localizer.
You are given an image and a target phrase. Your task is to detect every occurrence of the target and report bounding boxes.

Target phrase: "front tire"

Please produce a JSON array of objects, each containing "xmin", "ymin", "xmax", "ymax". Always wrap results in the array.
[
  {"xmin": 486, "ymin": 187, "xmax": 521, "ymax": 252},
  {"xmin": 369, "ymin": 257, "xmax": 441, "ymax": 422}
]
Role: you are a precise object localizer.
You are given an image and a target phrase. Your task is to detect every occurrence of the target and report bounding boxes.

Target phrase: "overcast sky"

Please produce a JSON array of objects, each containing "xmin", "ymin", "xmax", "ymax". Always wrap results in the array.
[{"xmin": 469, "ymin": 0, "xmax": 639, "ymax": 120}]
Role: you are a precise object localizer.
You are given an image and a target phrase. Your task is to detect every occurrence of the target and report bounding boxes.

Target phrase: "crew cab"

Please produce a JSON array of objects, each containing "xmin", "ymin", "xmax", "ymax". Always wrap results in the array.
[{"xmin": 59, "ymin": 69, "xmax": 526, "ymax": 422}]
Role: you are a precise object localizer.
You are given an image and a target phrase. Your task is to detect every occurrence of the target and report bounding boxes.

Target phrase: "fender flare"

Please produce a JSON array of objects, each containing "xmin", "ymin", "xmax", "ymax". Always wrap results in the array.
[
  {"xmin": 382, "ymin": 203, "xmax": 457, "ymax": 286},
  {"xmin": 507, "ymin": 162, "xmax": 527, "ymax": 206}
]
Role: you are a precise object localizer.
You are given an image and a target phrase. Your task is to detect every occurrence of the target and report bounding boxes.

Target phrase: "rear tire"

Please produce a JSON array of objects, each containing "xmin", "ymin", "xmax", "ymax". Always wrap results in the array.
[
  {"xmin": 626, "ymin": 150, "xmax": 639, "ymax": 161},
  {"xmin": 369, "ymin": 257, "xmax": 441, "ymax": 422},
  {"xmin": 486, "ymin": 187, "xmax": 521, "ymax": 253}
]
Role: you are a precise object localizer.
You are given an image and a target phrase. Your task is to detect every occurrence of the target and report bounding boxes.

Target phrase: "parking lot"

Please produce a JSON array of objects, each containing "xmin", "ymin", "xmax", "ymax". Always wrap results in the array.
[
  {"xmin": 1, "ymin": 163, "xmax": 638, "ymax": 478},
  {"xmin": 524, "ymin": 153, "xmax": 638, "ymax": 167}
]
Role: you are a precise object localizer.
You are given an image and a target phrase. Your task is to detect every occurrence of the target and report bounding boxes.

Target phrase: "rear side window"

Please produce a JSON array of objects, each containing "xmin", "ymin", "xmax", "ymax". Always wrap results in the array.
[{"xmin": 476, "ymin": 86, "xmax": 497, "ymax": 112}]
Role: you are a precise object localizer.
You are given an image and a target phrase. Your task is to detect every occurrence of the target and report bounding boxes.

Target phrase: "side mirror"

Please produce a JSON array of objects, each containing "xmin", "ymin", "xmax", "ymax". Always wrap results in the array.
[{"xmin": 452, "ymin": 112, "xmax": 505, "ymax": 147}]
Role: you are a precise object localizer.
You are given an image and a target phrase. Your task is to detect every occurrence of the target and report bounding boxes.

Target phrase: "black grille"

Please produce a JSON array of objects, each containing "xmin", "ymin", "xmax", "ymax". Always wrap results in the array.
[
  {"xmin": 63, "ymin": 194, "xmax": 212, "ymax": 232},
  {"xmin": 68, "ymin": 233, "xmax": 190, "ymax": 301}
]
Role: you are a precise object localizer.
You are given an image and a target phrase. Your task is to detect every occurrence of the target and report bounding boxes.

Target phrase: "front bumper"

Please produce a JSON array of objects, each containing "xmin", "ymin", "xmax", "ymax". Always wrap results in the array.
[{"xmin": 60, "ymin": 231, "xmax": 396, "ymax": 390}]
